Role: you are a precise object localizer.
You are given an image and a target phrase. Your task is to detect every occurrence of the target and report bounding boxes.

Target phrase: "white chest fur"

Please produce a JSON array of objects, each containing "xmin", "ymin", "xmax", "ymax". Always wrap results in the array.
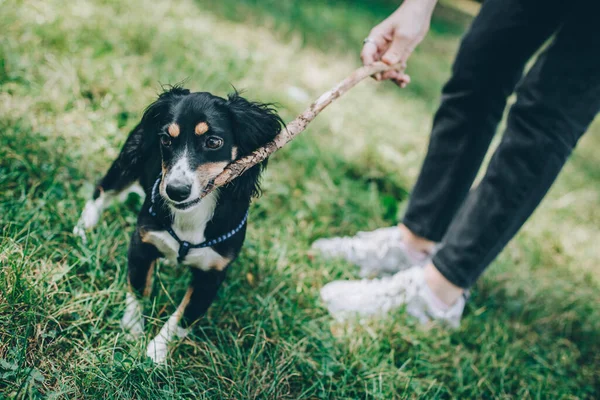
[{"xmin": 142, "ymin": 192, "xmax": 231, "ymax": 271}]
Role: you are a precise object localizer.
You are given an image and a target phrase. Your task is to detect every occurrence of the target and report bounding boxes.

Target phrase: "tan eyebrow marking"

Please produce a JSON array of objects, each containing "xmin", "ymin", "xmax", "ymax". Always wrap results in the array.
[
  {"xmin": 168, "ymin": 123, "xmax": 180, "ymax": 137},
  {"xmin": 195, "ymin": 122, "xmax": 209, "ymax": 136}
]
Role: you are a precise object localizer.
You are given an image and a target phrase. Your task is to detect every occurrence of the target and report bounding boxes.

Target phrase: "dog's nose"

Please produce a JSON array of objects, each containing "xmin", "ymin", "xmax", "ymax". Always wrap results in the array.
[{"xmin": 166, "ymin": 182, "xmax": 192, "ymax": 202}]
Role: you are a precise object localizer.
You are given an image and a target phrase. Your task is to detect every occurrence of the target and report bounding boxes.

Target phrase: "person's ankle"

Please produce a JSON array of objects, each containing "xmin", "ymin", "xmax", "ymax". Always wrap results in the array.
[
  {"xmin": 398, "ymin": 224, "xmax": 436, "ymax": 255},
  {"xmin": 423, "ymin": 263, "xmax": 464, "ymax": 306}
]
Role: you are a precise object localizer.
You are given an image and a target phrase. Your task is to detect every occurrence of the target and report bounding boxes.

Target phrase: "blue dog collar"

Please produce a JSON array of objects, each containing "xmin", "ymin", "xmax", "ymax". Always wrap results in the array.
[{"xmin": 149, "ymin": 175, "xmax": 248, "ymax": 263}]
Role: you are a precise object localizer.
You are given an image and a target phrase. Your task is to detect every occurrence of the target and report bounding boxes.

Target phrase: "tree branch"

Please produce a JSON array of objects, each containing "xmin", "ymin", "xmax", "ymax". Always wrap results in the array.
[{"xmin": 201, "ymin": 61, "xmax": 405, "ymax": 198}]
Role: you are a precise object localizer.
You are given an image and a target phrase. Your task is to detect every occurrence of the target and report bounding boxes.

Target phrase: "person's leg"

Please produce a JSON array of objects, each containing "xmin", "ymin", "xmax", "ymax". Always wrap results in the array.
[
  {"xmin": 432, "ymin": 1, "xmax": 600, "ymax": 292},
  {"xmin": 320, "ymin": 1, "xmax": 600, "ymax": 325},
  {"xmin": 312, "ymin": 0, "xmax": 564, "ymax": 277},
  {"xmin": 403, "ymin": 0, "xmax": 565, "ymax": 242}
]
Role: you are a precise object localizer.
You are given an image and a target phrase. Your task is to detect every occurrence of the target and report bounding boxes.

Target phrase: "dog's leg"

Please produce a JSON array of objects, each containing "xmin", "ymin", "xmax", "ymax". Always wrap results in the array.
[
  {"xmin": 73, "ymin": 187, "xmax": 115, "ymax": 241},
  {"xmin": 74, "ymin": 126, "xmax": 146, "ymax": 240},
  {"xmin": 121, "ymin": 229, "xmax": 160, "ymax": 339},
  {"xmin": 73, "ymin": 182, "xmax": 145, "ymax": 241},
  {"xmin": 147, "ymin": 268, "xmax": 226, "ymax": 364}
]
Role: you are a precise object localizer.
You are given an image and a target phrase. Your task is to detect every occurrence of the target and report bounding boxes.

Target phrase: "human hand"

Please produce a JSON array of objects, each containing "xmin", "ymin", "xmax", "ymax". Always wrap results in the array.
[{"xmin": 361, "ymin": 0, "xmax": 437, "ymax": 86}]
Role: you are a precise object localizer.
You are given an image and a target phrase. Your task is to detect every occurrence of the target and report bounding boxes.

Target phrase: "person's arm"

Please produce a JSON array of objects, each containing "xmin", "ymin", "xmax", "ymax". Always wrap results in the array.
[{"xmin": 361, "ymin": 0, "xmax": 438, "ymax": 86}]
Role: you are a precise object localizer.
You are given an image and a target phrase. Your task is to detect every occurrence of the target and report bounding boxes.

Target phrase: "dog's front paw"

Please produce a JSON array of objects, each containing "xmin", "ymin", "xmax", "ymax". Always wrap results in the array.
[
  {"xmin": 73, "ymin": 198, "xmax": 104, "ymax": 241},
  {"xmin": 146, "ymin": 323, "xmax": 189, "ymax": 364},
  {"xmin": 146, "ymin": 336, "xmax": 169, "ymax": 364},
  {"xmin": 120, "ymin": 293, "xmax": 145, "ymax": 340},
  {"xmin": 72, "ymin": 224, "xmax": 88, "ymax": 242},
  {"xmin": 120, "ymin": 313, "xmax": 144, "ymax": 340},
  {"xmin": 80, "ymin": 198, "xmax": 103, "ymax": 227}
]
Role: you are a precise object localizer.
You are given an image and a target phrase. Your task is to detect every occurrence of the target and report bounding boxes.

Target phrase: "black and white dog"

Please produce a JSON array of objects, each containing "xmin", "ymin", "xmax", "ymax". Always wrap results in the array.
[{"xmin": 75, "ymin": 87, "xmax": 283, "ymax": 363}]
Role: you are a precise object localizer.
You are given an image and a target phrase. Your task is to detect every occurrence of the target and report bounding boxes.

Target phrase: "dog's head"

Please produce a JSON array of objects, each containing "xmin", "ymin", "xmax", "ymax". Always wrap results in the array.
[{"xmin": 141, "ymin": 87, "xmax": 284, "ymax": 210}]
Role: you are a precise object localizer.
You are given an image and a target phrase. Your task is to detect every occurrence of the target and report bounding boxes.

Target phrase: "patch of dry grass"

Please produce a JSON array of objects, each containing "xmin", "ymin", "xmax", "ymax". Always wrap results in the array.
[{"xmin": 1, "ymin": 0, "xmax": 599, "ymax": 398}]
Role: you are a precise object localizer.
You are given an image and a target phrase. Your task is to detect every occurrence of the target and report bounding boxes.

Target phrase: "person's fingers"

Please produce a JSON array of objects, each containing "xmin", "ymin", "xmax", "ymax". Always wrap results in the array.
[
  {"xmin": 360, "ymin": 42, "xmax": 378, "ymax": 66},
  {"xmin": 380, "ymin": 70, "xmax": 403, "ymax": 81},
  {"xmin": 360, "ymin": 31, "xmax": 388, "ymax": 65},
  {"xmin": 381, "ymin": 35, "xmax": 412, "ymax": 66},
  {"xmin": 393, "ymin": 74, "xmax": 411, "ymax": 88},
  {"xmin": 361, "ymin": 40, "xmax": 384, "ymax": 80},
  {"xmin": 379, "ymin": 69, "xmax": 410, "ymax": 86},
  {"xmin": 361, "ymin": 28, "xmax": 392, "ymax": 80},
  {"xmin": 378, "ymin": 68, "xmax": 411, "ymax": 87}
]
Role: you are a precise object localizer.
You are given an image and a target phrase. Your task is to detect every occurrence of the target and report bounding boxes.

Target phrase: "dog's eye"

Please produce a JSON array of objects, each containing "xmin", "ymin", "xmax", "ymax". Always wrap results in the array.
[
  {"xmin": 160, "ymin": 136, "xmax": 172, "ymax": 147},
  {"xmin": 205, "ymin": 136, "xmax": 223, "ymax": 150}
]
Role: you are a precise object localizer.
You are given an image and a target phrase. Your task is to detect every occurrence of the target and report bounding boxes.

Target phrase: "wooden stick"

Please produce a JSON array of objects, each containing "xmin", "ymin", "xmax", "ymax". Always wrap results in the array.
[{"xmin": 201, "ymin": 61, "xmax": 405, "ymax": 198}]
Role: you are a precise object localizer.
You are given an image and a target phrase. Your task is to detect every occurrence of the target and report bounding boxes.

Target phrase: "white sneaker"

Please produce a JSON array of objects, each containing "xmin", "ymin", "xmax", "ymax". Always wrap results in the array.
[
  {"xmin": 311, "ymin": 226, "xmax": 432, "ymax": 278},
  {"xmin": 320, "ymin": 266, "xmax": 465, "ymax": 328}
]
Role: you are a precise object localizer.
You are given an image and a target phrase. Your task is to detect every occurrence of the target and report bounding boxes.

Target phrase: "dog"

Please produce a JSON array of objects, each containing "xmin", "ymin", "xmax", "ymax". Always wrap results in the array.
[{"xmin": 74, "ymin": 86, "xmax": 283, "ymax": 363}]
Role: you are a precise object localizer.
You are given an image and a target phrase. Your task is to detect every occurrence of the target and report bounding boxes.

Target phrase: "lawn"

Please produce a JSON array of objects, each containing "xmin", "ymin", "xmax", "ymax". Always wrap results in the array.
[{"xmin": 1, "ymin": 0, "xmax": 599, "ymax": 398}]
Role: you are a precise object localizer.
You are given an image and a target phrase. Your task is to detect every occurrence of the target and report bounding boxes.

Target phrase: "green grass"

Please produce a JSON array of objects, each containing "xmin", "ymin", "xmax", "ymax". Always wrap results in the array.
[{"xmin": 1, "ymin": 0, "xmax": 599, "ymax": 398}]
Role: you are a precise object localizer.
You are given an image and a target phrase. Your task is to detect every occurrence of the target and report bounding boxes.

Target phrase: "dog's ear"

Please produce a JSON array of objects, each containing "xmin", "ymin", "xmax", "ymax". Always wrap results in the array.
[
  {"xmin": 226, "ymin": 91, "xmax": 284, "ymax": 199},
  {"xmin": 110, "ymin": 86, "xmax": 190, "ymax": 182},
  {"xmin": 226, "ymin": 91, "xmax": 283, "ymax": 155}
]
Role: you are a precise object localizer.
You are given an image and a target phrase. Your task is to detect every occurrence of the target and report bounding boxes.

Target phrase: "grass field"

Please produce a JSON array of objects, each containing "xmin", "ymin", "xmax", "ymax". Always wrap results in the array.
[{"xmin": 1, "ymin": 0, "xmax": 599, "ymax": 398}]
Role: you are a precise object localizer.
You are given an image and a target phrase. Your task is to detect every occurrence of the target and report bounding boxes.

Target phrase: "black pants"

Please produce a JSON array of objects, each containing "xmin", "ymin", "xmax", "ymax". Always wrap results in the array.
[{"xmin": 402, "ymin": 0, "xmax": 600, "ymax": 288}]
